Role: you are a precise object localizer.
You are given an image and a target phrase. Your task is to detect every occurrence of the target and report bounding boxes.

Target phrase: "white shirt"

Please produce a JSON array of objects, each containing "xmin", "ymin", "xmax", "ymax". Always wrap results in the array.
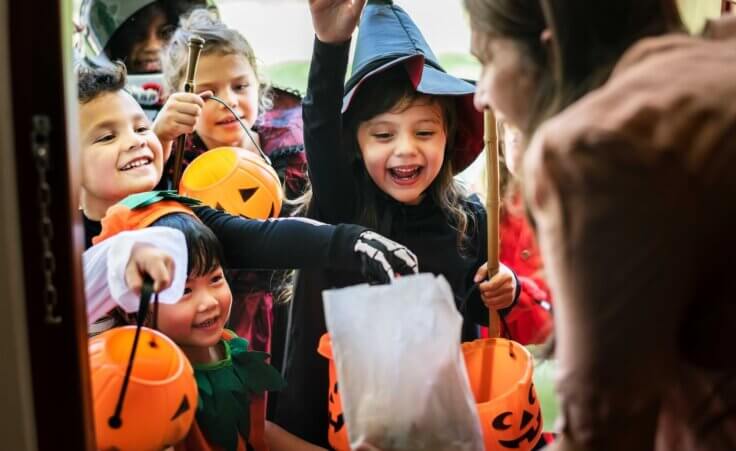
[{"xmin": 83, "ymin": 227, "xmax": 188, "ymax": 326}]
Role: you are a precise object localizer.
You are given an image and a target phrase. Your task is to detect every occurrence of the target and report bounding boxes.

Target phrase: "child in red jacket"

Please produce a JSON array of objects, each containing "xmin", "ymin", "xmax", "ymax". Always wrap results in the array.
[{"xmin": 482, "ymin": 122, "xmax": 553, "ymax": 344}]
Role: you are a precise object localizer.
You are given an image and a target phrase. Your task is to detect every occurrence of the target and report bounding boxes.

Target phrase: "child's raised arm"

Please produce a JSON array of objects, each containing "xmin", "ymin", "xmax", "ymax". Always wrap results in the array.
[
  {"xmin": 303, "ymin": 1, "xmax": 367, "ymax": 223},
  {"xmin": 309, "ymin": 0, "xmax": 366, "ymax": 45},
  {"xmin": 194, "ymin": 206, "xmax": 417, "ymax": 282}
]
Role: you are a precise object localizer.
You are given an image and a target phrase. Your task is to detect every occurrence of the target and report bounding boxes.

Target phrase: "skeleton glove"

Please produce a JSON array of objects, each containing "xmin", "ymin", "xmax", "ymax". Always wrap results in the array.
[{"xmin": 353, "ymin": 231, "xmax": 418, "ymax": 284}]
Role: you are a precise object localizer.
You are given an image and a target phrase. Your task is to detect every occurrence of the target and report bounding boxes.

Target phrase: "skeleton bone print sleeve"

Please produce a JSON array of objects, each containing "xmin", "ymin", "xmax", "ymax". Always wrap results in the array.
[{"xmin": 194, "ymin": 206, "xmax": 417, "ymax": 282}]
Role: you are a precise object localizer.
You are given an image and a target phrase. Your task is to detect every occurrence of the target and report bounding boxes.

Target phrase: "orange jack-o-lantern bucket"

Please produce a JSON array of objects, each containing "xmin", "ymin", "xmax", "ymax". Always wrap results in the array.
[
  {"xmin": 462, "ymin": 338, "xmax": 543, "ymax": 451},
  {"xmin": 179, "ymin": 146, "xmax": 283, "ymax": 219},
  {"xmin": 89, "ymin": 326, "xmax": 198, "ymax": 451},
  {"xmin": 317, "ymin": 333, "xmax": 350, "ymax": 451}
]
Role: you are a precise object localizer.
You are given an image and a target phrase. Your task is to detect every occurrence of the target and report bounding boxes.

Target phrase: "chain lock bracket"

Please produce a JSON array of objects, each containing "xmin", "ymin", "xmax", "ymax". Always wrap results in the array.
[{"xmin": 31, "ymin": 115, "xmax": 62, "ymax": 325}]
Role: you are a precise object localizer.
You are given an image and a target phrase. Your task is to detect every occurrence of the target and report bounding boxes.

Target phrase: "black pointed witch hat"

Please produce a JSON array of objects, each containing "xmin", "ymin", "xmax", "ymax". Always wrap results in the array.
[{"xmin": 343, "ymin": 0, "xmax": 483, "ymax": 172}]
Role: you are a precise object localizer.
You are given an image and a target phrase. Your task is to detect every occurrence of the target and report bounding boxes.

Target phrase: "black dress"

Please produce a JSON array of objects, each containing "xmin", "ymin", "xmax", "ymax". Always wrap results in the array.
[{"xmin": 269, "ymin": 38, "xmax": 493, "ymax": 447}]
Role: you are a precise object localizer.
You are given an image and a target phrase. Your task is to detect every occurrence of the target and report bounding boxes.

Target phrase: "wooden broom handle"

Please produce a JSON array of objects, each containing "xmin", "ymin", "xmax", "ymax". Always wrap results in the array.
[
  {"xmin": 484, "ymin": 109, "xmax": 502, "ymax": 338},
  {"xmin": 172, "ymin": 35, "xmax": 205, "ymax": 190}
]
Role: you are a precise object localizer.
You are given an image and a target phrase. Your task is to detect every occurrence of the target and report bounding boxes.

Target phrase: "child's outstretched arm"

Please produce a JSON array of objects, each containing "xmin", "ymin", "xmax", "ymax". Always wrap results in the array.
[
  {"xmin": 302, "ymin": 0, "xmax": 367, "ymax": 223},
  {"xmin": 195, "ymin": 206, "xmax": 417, "ymax": 282},
  {"xmin": 84, "ymin": 227, "xmax": 187, "ymax": 324}
]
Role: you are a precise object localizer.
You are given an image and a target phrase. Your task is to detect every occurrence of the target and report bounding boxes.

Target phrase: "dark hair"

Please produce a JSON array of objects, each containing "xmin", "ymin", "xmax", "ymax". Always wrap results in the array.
[
  {"xmin": 464, "ymin": 0, "xmax": 553, "ymax": 134},
  {"xmin": 77, "ymin": 61, "xmax": 127, "ymax": 104},
  {"xmin": 104, "ymin": 1, "xmax": 178, "ymax": 67},
  {"xmin": 150, "ymin": 213, "xmax": 225, "ymax": 277},
  {"xmin": 465, "ymin": 0, "xmax": 684, "ymax": 133}
]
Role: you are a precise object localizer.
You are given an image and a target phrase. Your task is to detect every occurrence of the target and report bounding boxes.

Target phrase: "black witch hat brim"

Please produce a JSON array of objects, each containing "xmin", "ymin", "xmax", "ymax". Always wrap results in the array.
[{"xmin": 341, "ymin": 1, "xmax": 483, "ymax": 173}]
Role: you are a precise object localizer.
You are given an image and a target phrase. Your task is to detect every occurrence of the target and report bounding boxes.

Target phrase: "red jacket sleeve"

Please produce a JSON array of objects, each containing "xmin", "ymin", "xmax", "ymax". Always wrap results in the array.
[{"xmin": 501, "ymin": 275, "xmax": 553, "ymax": 345}]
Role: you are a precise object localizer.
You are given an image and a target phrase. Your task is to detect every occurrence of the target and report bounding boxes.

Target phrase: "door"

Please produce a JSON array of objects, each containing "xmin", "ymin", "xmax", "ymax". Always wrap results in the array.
[{"xmin": 10, "ymin": 0, "xmax": 95, "ymax": 448}]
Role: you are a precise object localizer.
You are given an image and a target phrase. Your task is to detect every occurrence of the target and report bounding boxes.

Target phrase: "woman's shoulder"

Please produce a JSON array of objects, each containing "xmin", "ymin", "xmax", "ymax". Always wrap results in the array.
[{"xmin": 525, "ymin": 27, "xmax": 736, "ymax": 191}]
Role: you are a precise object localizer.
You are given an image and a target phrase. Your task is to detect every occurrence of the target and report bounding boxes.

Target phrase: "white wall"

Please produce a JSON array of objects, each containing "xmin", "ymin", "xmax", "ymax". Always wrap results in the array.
[{"xmin": 219, "ymin": 0, "xmax": 472, "ymax": 66}]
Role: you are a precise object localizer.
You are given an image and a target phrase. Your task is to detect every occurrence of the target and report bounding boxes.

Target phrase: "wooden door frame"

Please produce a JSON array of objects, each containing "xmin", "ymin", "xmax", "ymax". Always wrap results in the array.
[{"xmin": 15, "ymin": 0, "xmax": 94, "ymax": 448}]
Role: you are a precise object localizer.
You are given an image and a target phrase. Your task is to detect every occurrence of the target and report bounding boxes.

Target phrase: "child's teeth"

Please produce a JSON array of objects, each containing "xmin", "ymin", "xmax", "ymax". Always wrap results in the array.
[{"xmin": 122, "ymin": 159, "xmax": 150, "ymax": 170}]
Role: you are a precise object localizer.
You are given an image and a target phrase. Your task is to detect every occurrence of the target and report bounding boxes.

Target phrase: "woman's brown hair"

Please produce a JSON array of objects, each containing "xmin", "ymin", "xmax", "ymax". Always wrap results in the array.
[{"xmin": 465, "ymin": 0, "xmax": 684, "ymax": 133}]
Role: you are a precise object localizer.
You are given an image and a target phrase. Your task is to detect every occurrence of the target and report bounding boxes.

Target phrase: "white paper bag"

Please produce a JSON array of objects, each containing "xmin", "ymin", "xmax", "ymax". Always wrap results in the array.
[{"xmin": 323, "ymin": 273, "xmax": 484, "ymax": 451}]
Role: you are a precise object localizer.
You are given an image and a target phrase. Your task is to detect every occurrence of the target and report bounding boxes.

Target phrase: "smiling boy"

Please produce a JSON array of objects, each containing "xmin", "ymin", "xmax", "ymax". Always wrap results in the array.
[{"xmin": 79, "ymin": 63, "xmax": 168, "ymax": 227}]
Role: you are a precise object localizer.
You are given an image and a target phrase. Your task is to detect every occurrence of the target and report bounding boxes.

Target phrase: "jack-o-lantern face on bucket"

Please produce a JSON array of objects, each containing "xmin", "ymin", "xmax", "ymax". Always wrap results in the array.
[
  {"xmin": 90, "ymin": 326, "xmax": 198, "ymax": 451},
  {"xmin": 462, "ymin": 338, "xmax": 544, "ymax": 451},
  {"xmin": 318, "ymin": 333, "xmax": 350, "ymax": 451},
  {"xmin": 180, "ymin": 147, "xmax": 283, "ymax": 219},
  {"xmin": 328, "ymin": 381, "xmax": 346, "ymax": 436},
  {"xmin": 491, "ymin": 384, "xmax": 543, "ymax": 449}
]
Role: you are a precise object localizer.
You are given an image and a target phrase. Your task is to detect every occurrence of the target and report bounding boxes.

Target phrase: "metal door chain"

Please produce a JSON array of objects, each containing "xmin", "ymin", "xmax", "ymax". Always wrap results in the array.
[{"xmin": 32, "ymin": 115, "xmax": 61, "ymax": 325}]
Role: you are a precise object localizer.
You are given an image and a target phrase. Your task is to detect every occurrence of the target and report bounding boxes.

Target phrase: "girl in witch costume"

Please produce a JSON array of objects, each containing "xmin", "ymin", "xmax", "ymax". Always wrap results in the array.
[
  {"xmin": 153, "ymin": 9, "xmax": 310, "ymax": 356},
  {"xmin": 270, "ymin": 1, "xmax": 527, "ymax": 445},
  {"xmin": 92, "ymin": 194, "xmax": 329, "ymax": 450}
]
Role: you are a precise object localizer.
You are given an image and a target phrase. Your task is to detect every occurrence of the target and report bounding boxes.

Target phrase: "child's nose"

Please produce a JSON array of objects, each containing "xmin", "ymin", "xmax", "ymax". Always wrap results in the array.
[
  {"xmin": 144, "ymin": 27, "xmax": 164, "ymax": 51},
  {"xmin": 196, "ymin": 294, "xmax": 219, "ymax": 312},
  {"xmin": 124, "ymin": 130, "xmax": 146, "ymax": 151},
  {"xmin": 221, "ymin": 88, "xmax": 238, "ymax": 109},
  {"xmin": 394, "ymin": 133, "xmax": 417, "ymax": 156}
]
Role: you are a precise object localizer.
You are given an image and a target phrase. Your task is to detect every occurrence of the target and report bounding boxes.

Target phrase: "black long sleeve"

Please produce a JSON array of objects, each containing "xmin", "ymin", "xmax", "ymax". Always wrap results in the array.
[
  {"xmin": 194, "ymin": 206, "xmax": 366, "ymax": 272},
  {"xmin": 302, "ymin": 38, "xmax": 357, "ymax": 224}
]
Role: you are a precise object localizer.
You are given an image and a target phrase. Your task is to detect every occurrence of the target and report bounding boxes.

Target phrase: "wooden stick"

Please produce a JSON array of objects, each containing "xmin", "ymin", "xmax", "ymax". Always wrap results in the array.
[
  {"xmin": 484, "ymin": 109, "xmax": 502, "ymax": 338},
  {"xmin": 172, "ymin": 35, "xmax": 205, "ymax": 190}
]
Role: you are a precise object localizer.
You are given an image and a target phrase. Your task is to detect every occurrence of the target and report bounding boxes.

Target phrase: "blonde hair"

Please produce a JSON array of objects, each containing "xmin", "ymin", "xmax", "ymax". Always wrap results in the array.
[{"xmin": 161, "ymin": 8, "xmax": 272, "ymax": 112}]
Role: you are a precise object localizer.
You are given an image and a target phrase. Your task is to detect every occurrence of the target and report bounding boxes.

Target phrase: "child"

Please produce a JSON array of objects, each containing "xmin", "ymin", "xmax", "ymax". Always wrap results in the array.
[
  {"xmin": 79, "ymin": 0, "xmax": 212, "ymax": 118},
  {"xmin": 152, "ymin": 9, "xmax": 309, "ymax": 354},
  {"xmin": 91, "ymin": 199, "xmax": 327, "ymax": 450},
  {"xmin": 270, "ymin": 1, "xmax": 522, "ymax": 445},
  {"xmin": 155, "ymin": 8, "xmax": 307, "ymax": 199},
  {"xmin": 473, "ymin": 122, "xmax": 554, "ymax": 344},
  {"xmin": 77, "ymin": 61, "xmax": 418, "ymax": 334}
]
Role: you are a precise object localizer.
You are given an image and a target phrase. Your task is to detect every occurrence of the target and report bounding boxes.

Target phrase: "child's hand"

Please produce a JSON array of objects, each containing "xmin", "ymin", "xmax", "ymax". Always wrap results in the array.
[
  {"xmin": 153, "ymin": 91, "xmax": 211, "ymax": 154},
  {"xmin": 353, "ymin": 230, "xmax": 418, "ymax": 283},
  {"xmin": 125, "ymin": 243, "xmax": 176, "ymax": 294},
  {"xmin": 474, "ymin": 262, "xmax": 516, "ymax": 310},
  {"xmin": 309, "ymin": 0, "xmax": 367, "ymax": 44}
]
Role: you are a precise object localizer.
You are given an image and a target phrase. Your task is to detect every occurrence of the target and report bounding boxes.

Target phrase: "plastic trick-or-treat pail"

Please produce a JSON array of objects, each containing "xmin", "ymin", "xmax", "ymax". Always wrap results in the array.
[{"xmin": 462, "ymin": 338, "xmax": 543, "ymax": 451}]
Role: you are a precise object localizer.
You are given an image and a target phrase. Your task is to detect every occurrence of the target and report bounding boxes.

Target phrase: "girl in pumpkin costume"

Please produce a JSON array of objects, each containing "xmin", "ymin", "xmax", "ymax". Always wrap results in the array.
[
  {"xmin": 153, "ymin": 9, "xmax": 310, "ymax": 357},
  {"xmin": 92, "ymin": 192, "xmax": 333, "ymax": 450}
]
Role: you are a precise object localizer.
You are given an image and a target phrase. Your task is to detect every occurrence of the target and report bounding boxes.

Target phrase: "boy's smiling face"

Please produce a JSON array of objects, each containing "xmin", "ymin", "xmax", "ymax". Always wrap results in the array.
[{"xmin": 79, "ymin": 90, "xmax": 165, "ymax": 219}]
